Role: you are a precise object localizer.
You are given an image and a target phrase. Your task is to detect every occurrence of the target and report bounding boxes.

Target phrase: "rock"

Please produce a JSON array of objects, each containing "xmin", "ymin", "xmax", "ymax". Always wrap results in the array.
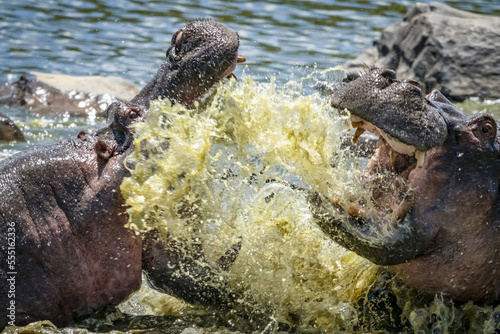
[{"xmin": 344, "ymin": 2, "xmax": 500, "ymax": 101}]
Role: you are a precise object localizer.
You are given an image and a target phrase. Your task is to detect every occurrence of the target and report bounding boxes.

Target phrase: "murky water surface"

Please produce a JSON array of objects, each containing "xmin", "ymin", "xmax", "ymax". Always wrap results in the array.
[{"xmin": 2, "ymin": 1, "xmax": 500, "ymax": 333}]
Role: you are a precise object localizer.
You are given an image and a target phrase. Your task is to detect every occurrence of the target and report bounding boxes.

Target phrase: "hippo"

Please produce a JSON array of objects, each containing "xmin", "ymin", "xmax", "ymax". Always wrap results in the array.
[
  {"xmin": 308, "ymin": 68, "xmax": 500, "ymax": 304},
  {"xmin": 0, "ymin": 113, "xmax": 25, "ymax": 142},
  {"xmin": 0, "ymin": 18, "xmax": 244, "ymax": 328},
  {"xmin": 0, "ymin": 73, "xmax": 119, "ymax": 117}
]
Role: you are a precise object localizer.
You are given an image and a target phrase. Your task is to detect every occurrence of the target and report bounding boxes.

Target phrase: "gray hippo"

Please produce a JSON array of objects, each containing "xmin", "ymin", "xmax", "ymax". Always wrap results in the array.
[
  {"xmin": 0, "ymin": 18, "xmax": 244, "ymax": 328},
  {"xmin": 309, "ymin": 68, "xmax": 500, "ymax": 304},
  {"xmin": 0, "ymin": 113, "xmax": 25, "ymax": 142},
  {"xmin": 0, "ymin": 73, "xmax": 128, "ymax": 117}
]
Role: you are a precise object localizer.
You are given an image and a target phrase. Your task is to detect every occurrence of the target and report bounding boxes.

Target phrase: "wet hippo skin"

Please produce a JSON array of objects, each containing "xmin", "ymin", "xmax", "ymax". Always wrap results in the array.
[{"xmin": 0, "ymin": 19, "xmax": 244, "ymax": 328}]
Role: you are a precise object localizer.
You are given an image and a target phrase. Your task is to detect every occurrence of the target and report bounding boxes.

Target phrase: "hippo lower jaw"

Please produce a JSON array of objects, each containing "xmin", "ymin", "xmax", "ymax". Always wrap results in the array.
[{"xmin": 309, "ymin": 122, "xmax": 435, "ymax": 265}]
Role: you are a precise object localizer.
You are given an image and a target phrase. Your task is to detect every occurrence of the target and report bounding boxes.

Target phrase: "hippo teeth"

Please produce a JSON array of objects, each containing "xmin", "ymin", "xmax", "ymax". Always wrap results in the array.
[
  {"xmin": 349, "ymin": 115, "xmax": 427, "ymax": 169},
  {"xmin": 390, "ymin": 148, "xmax": 398, "ymax": 165},
  {"xmin": 415, "ymin": 150, "xmax": 426, "ymax": 168},
  {"xmin": 352, "ymin": 126, "xmax": 365, "ymax": 144}
]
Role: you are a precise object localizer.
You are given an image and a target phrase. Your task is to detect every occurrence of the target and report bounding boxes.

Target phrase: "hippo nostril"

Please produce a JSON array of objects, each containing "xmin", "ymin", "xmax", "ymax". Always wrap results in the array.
[
  {"xmin": 380, "ymin": 69, "xmax": 397, "ymax": 80},
  {"xmin": 128, "ymin": 106, "xmax": 144, "ymax": 120}
]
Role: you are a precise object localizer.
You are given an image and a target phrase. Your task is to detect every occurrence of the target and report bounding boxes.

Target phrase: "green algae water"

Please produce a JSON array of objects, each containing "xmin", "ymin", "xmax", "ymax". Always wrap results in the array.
[{"xmin": 120, "ymin": 70, "xmax": 381, "ymax": 333}]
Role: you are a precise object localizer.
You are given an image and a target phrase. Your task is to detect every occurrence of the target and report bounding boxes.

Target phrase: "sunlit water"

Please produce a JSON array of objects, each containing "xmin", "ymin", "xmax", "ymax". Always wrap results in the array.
[{"xmin": 2, "ymin": 1, "xmax": 500, "ymax": 333}]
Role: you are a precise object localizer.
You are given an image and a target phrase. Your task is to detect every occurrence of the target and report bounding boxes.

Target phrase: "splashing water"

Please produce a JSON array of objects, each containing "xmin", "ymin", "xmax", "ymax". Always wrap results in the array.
[
  {"xmin": 121, "ymin": 68, "xmax": 372, "ymax": 330},
  {"xmin": 118, "ymin": 68, "xmax": 500, "ymax": 333}
]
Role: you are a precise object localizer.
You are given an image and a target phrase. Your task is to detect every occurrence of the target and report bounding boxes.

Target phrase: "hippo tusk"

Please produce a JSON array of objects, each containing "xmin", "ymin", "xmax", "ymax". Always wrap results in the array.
[
  {"xmin": 390, "ymin": 148, "xmax": 398, "ymax": 165},
  {"xmin": 352, "ymin": 127, "xmax": 366, "ymax": 144},
  {"xmin": 415, "ymin": 150, "xmax": 426, "ymax": 168},
  {"xmin": 331, "ymin": 197, "xmax": 342, "ymax": 208},
  {"xmin": 351, "ymin": 121, "xmax": 363, "ymax": 128},
  {"xmin": 391, "ymin": 191, "xmax": 415, "ymax": 226},
  {"xmin": 237, "ymin": 55, "xmax": 246, "ymax": 63},
  {"xmin": 346, "ymin": 202, "xmax": 367, "ymax": 219}
]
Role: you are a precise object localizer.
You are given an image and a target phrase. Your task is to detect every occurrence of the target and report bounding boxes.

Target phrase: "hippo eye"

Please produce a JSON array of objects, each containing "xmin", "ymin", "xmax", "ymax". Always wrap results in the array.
[
  {"xmin": 343, "ymin": 73, "xmax": 360, "ymax": 83},
  {"xmin": 380, "ymin": 69, "xmax": 397, "ymax": 81},
  {"xmin": 129, "ymin": 109, "xmax": 139, "ymax": 120},
  {"xmin": 482, "ymin": 125, "xmax": 491, "ymax": 134}
]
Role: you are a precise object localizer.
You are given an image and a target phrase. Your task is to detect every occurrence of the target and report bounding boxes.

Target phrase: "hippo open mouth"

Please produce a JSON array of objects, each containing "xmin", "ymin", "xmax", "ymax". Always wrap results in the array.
[
  {"xmin": 329, "ymin": 68, "xmax": 451, "ymax": 222},
  {"xmin": 309, "ymin": 68, "xmax": 500, "ymax": 304},
  {"xmin": 333, "ymin": 68, "xmax": 447, "ymax": 172},
  {"xmin": 222, "ymin": 54, "xmax": 246, "ymax": 80}
]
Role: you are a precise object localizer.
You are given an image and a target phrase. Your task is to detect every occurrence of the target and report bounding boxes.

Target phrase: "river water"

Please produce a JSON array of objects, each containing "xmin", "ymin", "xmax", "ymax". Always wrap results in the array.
[{"xmin": 2, "ymin": 1, "xmax": 500, "ymax": 333}]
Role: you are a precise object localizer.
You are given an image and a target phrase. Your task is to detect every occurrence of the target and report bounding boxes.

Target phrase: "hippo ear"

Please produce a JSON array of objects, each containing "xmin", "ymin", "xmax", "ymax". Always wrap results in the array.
[{"xmin": 427, "ymin": 89, "xmax": 453, "ymax": 105}]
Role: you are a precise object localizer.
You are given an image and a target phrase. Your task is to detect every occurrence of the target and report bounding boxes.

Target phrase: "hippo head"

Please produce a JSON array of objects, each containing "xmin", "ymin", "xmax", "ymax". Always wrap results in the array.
[
  {"xmin": 85, "ymin": 101, "xmax": 146, "ymax": 167},
  {"xmin": 0, "ymin": 101, "xmax": 148, "ymax": 327},
  {"xmin": 131, "ymin": 18, "xmax": 244, "ymax": 108},
  {"xmin": 309, "ymin": 68, "xmax": 500, "ymax": 303}
]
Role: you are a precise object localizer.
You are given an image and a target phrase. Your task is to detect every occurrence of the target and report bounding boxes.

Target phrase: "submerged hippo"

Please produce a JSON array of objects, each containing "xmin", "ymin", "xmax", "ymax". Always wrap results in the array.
[
  {"xmin": 0, "ymin": 112, "xmax": 25, "ymax": 142},
  {"xmin": 309, "ymin": 68, "xmax": 500, "ymax": 304},
  {"xmin": 0, "ymin": 18, "xmax": 244, "ymax": 328},
  {"xmin": 0, "ymin": 73, "xmax": 122, "ymax": 116}
]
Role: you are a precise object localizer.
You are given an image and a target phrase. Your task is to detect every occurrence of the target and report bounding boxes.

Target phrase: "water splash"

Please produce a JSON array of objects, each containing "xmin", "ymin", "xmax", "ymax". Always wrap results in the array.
[
  {"xmin": 121, "ymin": 69, "xmax": 381, "ymax": 330},
  {"xmin": 119, "ymin": 69, "xmax": 500, "ymax": 333}
]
